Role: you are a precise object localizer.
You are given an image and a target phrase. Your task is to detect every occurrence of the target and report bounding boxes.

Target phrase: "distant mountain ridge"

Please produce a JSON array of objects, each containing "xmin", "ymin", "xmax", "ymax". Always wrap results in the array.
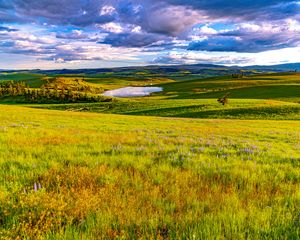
[
  {"xmin": 0, "ymin": 62, "xmax": 299, "ymax": 75},
  {"xmin": 244, "ymin": 63, "xmax": 300, "ymax": 71}
]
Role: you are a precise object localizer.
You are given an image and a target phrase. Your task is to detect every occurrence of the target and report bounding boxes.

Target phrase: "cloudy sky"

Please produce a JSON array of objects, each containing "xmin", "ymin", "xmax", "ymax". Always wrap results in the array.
[{"xmin": 1, "ymin": 0, "xmax": 300, "ymax": 69}]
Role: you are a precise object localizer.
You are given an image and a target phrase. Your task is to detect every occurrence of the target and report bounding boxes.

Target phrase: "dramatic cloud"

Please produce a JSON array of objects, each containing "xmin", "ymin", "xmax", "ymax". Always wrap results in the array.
[
  {"xmin": 0, "ymin": 0, "xmax": 300, "ymax": 68},
  {"xmin": 161, "ymin": 0, "xmax": 300, "ymax": 20},
  {"xmin": 117, "ymin": 2, "xmax": 204, "ymax": 36},
  {"xmin": 101, "ymin": 32, "xmax": 172, "ymax": 47},
  {"xmin": 188, "ymin": 20, "xmax": 300, "ymax": 52},
  {"xmin": 0, "ymin": 25, "xmax": 141, "ymax": 64},
  {"xmin": 13, "ymin": 0, "xmax": 114, "ymax": 26}
]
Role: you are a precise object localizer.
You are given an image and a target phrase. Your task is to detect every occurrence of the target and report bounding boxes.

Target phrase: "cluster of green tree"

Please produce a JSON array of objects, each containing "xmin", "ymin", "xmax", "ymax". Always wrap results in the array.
[
  {"xmin": 231, "ymin": 73, "xmax": 244, "ymax": 78},
  {"xmin": 0, "ymin": 81, "xmax": 112, "ymax": 103},
  {"xmin": 0, "ymin": 81, "xmax": 27, "ymax": 96},
  {"xmin": 44, "ymin": 78, "xmax": 103, "ymax": 94}
]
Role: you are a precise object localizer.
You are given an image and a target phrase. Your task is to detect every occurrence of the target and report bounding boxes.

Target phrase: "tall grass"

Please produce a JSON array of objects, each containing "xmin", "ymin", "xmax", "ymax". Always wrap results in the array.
[{"xmin": 0, "ymin": 105, "xmax": 299, "ymax": 239}]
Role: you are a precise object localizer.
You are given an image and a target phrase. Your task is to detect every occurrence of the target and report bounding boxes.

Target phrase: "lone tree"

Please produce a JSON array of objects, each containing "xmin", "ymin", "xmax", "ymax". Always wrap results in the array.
[{"xmin": 217, "ymin": 92, "xmax": 230, "ymax": 106}]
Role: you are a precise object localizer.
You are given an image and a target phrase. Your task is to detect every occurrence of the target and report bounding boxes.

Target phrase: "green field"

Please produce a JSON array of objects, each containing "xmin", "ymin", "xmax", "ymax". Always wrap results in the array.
[
  {"xmin": 30, "ymin": 73, "xmax": 300, "ymax": 120},
  {"xmin": 0, "ymin": 71, "xmax": 300, "ymax": 239},
  {"xmin": 1, "ymin": 105, "xmax": 300, "ymax": 239},
  {"xmin": 157, "ymin": 73, "xmax": 300, "ymax": 100},
  {"xmin": 0, "ymin": 73, "xmax": 46, "ymax": 88},
  {"xmin": 34, "ymin": 98, "xmax": 300, "ymax": 120}
]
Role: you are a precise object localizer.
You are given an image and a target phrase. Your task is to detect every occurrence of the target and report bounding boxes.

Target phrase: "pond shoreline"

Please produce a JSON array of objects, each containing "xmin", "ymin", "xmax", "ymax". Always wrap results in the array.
[{"xmin": 103, "ymin": 86, "xmax": 163, "ymax": 98}]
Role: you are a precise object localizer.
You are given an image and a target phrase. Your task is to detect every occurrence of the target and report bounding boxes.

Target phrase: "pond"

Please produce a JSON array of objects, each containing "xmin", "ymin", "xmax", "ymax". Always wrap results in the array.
[{"xmin": 103, "ymin": 86, "xmax": 163, "ymax": 98}]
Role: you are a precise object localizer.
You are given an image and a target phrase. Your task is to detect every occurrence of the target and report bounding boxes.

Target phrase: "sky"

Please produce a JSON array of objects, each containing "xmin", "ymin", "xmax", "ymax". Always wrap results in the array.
[{"xmin": 0, "ymin": 0, "xmax": 300, "ymax": 69}]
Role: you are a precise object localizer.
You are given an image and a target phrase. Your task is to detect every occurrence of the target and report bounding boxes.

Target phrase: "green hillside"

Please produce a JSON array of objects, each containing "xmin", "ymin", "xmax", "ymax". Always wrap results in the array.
[
  {"xmin": 157, "ymin": 73, "xmax": 300, "ymax": 101},
  {"xmin": 0, "ymin": 73, "xmax": 46, "ymax": 88},
  {"xmin": 28, "ymin": 72, "xmax": 300, "ymax": 120}
]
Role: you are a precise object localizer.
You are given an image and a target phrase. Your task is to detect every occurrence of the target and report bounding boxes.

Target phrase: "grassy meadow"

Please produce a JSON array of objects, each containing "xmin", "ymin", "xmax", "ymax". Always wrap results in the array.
[
  {"xmin": 0, "ymin": 105, "xmax": 300, "ymax": 239},
  {"xmin": 35, "ymin": 98, "xmax": 300, "ymax": 120},
  {"xmin": 31, "ymin": 72, "xmax": 300, "ymax": 120},
  {"xmin": 0, "ymin": 70, "xmax": 300, "ymax": 239}
]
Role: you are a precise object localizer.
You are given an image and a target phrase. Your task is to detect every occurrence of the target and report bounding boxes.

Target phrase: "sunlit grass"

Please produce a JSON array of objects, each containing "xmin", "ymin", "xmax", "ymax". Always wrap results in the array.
[
  {"xmin": 0, "ymin": 105, "xmax": 300, "ymax": 239},
  {"xmin": 157, "ymin": 73, "xmax": 300, "ymax": 101},
  {"xmin": 34, "ymin": 98, "xmax": 300, "ymax": 120}
]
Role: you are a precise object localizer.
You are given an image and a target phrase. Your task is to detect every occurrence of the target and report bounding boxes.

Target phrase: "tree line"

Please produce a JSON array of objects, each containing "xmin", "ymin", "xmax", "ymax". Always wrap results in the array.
[{"xmin": 0, "ymin": 81, "xmax": 112, "ymax": 103}]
